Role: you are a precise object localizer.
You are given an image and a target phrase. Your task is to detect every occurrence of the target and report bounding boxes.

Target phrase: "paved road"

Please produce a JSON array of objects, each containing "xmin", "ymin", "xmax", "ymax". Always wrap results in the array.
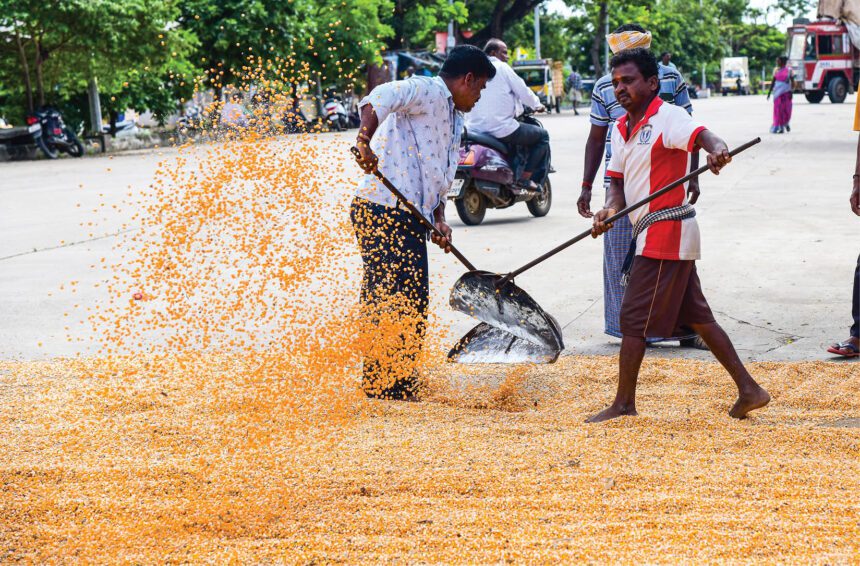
[{"xmin": 1, "ymin": 94, "xmax": 858, "ymax": 361}]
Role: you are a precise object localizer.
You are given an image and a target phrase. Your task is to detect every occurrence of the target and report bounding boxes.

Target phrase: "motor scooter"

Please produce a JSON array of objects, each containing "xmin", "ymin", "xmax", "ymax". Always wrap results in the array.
[
  {"xmin": 447, "ymin": 110, "xmax": 552, "ymax": 225},
  {"xmin": 28, "ymin": 106, "xmax": 84, "ymax": 159},
  {"xmin": 0, "ymin": 117, "xmax": 44, "ymax": 160},
  {"xmin": 323, "ymin": 94, "xmax": 350, "ymax": 132}
]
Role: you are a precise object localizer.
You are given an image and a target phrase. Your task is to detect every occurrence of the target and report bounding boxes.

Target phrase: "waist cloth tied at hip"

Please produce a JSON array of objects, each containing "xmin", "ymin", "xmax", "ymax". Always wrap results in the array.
[{"xmin": 620, "ymin": 204, "xmax": 697, "ymax": 287}]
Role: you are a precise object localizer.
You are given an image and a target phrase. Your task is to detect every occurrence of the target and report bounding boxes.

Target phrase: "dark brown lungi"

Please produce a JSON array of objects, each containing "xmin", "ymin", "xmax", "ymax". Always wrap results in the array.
[{"xmin": 620, "ymin": 256, "xmax": 715, "ymax": 339}]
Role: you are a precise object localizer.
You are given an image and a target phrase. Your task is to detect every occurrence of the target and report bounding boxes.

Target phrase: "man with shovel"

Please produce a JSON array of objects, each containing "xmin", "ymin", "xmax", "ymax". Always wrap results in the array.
[
  {"xmin": 580, "ymin": 24, "xmax": 706, "ymax": 350},
  {"xmin": 352, "ymin": 45, "xmax": 495, "ymax": 400},
  {"xmin": 588, "ymin": 48, "xmax": 770, "ymax": 423}
]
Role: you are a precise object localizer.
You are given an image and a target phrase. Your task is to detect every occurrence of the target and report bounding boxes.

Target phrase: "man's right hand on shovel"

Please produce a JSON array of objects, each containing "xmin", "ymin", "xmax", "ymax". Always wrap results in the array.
[
  {"xmin": 591, "ymin": 207, "xmax": 617, "ymax": 238},
  {"xmin": 355, "ymin": 138, "xmax": 379, "ymax": 173}
]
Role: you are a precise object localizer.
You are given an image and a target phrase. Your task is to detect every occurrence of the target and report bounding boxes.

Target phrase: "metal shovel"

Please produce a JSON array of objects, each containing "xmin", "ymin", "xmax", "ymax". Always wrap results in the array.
[
  {"xmin": 350, "ymin": 147, "xmax": 563, "ymax": 363},
  {"xmin": 449, "ymin": 137, "xmax": 762, "ymax": 348}
]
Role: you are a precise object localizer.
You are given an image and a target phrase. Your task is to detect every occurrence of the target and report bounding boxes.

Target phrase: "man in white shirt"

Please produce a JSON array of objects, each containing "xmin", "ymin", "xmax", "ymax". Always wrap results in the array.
[
  {"xmin": 465, "ymin": 39, "xmax": 548, "ymax": 191},
  {"xmin": 352, "ymin": 45, "xmax": 495, "ymax": 400}
]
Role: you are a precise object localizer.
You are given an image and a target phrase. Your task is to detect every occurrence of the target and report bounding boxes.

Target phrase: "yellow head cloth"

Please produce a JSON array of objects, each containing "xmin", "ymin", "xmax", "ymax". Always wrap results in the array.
[{"xmin": 606, "ymin": 31, "xmax": 652, "ymax": 54}]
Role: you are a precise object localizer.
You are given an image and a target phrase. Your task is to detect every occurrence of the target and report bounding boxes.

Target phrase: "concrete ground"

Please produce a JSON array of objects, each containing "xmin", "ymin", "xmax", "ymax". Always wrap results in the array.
[{"xmin": 1, "ymin": 94, "xmax": 858, "ymax": 361}]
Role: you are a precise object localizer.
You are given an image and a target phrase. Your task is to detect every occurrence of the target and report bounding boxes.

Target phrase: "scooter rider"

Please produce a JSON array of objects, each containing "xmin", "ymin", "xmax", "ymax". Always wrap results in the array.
[{"xmin": 465, "ymin": 38, "xmax": 549, "ymax": 192}]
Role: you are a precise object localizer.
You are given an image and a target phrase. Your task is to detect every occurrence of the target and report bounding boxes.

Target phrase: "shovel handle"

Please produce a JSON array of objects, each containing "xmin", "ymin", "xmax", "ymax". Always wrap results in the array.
[
  {"xmin": 351, "ymin": 146, "xmax": 477, "ymax": 271},
  {"xmin": 497, "ymin": 137, "xmax": 761, "ymax": 287}
]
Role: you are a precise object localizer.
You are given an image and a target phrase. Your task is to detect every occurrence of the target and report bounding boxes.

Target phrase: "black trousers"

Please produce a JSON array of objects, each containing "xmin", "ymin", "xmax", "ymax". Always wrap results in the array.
[
  {"xmin": 852, "ymin": 253, "xmax": 859, "ymax": 338},
  {"xmin": 500, "ymin": 122, "xmax": 550, "ymax": 185},
  {"xmin": 350, "ymin": 197, "xmax": 429, "ymax": 397}
]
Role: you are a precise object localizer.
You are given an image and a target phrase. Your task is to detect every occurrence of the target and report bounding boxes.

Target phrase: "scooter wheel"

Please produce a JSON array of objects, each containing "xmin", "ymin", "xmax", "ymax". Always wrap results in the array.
[
  {"xmin": 455, "ymin": 184, "xmax": 486, "ymax": 225},
  {"xmin": 527, "ymin": 178, "xmax": 552, "ymax": 217}
]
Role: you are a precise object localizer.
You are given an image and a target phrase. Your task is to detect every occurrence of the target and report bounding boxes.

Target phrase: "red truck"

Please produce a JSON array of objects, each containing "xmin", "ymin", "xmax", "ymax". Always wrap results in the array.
[
  {"xmin": 787, "ymin": 1, "xmax": 860, "ymax": 103},
  {"xmin": 787, "ymin": 19, "xmax": 858, "ymax": 103}
]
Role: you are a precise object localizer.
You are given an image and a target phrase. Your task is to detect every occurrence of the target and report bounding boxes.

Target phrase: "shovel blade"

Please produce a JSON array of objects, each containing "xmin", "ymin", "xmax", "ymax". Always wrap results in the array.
[
  {"xmin": 449, "ymin": 271, "xmax": 564, "ymax": 352},
  {"xmin": 448, "ymin": 322, "xmax": 561, "ymax": 364}
]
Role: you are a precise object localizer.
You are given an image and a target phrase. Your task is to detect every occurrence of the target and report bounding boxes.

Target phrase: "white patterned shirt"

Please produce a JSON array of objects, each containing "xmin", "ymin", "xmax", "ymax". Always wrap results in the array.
[{"xmin": 356, "ymin": 76, "xmax": 463, "ymax": 223}]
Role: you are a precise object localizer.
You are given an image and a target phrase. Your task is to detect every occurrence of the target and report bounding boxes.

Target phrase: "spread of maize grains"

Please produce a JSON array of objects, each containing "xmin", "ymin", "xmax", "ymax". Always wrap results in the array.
[{"xmin": 2, "ymin": 71, "xmax": 860, "ymax": 563}]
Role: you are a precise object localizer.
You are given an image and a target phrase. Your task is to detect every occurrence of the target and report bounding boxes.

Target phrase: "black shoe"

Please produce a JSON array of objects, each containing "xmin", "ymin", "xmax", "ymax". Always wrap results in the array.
[
  {"xmin": 679, "ymin": 336, "xmax": 710, "ymax": 350},
  {"xmin": 515, "ymin": 178, "xmax": 540, "ymax": 192},
  {"xmin": 363, "ymin": 376, "xmax": 421, "ymax": 401}
]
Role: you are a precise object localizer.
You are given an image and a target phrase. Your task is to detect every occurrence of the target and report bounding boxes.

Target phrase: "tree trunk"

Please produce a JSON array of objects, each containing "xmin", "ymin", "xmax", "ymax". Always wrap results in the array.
[
  {"xmin": 590, "ymin": 0, "xmax": 608, "ymax": 77},
  {"xmin": 14, "ymin": 31, "xmax": 34, "ymax": 113},
  {"xmin": 490, "ymin": 2, "xmax": 506, "ymax": 39},
  {"xmin": 34, "ymin": 37, "xmax": 46, "ymax": 107},
  {"xmin": 467, "ymin": 0, "xmax": 543, "ymax": 47},
  {"xmin": 391, "ymin": 0, "xmax": 405, "ymax": 49}
]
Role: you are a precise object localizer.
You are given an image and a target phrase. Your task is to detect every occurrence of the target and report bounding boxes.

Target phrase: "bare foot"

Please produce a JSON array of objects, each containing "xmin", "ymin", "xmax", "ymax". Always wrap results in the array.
[
  {"xmin": 585, "ymin": 403, "xmax": 638, "ymax": 423},
  {"xmin": 729, "ymin": 387, "xmax": 771, "ymax": 419}
]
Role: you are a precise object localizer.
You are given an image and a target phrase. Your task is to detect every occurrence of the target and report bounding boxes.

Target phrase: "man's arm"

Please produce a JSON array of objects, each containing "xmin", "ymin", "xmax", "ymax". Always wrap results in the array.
[
  {"xmin": 579, "ymin": 124, "xmax": 608, "ymax": 218},
  {"xmin": 354, "ymin": 79, "xmax": 424, "ymax": 172},
  {"xmin": 355, "ymin": 103, "xmax": 381, "ymax": 172},
  {"xmin": 688, "ymin": 150, "xmax": 701, "ymax": 204},
  {"xmin": 672, "ymin": 73, "xmax": 693, "ymax": 115},
  {"xmin": 591, "ymin": 177, "xmax": 626, "ymax": 237},
  {"xmin": 852, "ymin": 132, "xmax": 860, "ymax": 216},
  {"xmin": 669, "ymin": 72, "xmax": 701, "ymax": 202},
  {"xmin": 431, "ymin": 202, "xmax": 453, "ymax": 253},
  {"xmin": 504, "ymin": 64, "xmax": 542, "ymax": 109},
  {"xmin": 694, "ymin": 129, "xmax": 731, "ymax": 175}
]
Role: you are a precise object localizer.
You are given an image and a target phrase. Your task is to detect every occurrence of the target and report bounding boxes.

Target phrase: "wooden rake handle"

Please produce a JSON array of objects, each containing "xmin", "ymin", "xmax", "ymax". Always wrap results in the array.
[{"xmin": 497, "ymin": 137, "xmax": 762, "ymax": 287}]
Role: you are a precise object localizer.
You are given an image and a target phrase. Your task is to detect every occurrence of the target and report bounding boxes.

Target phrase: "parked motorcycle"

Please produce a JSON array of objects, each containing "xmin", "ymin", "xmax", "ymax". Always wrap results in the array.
[
  {"xmin": 175, "ymin": 104, "xmax": 205, "ymax": 142},
  {"xmin": 282, "ymin": 97, "xmax": 311, "ymax": 134},
  {"xmin": 448, "ymin": 110, "xmax": 552, "ymax": 225},
  {"xmin": 323, "ymin": 94, "xmax": 350, "ymax": 132},
  {"xmin": 28, "ymin": 106, "xmax": 84, "ymax": 159},
  {"xmin": 0, "ymin": 117, "xmax": 44, "ymax": 160}
]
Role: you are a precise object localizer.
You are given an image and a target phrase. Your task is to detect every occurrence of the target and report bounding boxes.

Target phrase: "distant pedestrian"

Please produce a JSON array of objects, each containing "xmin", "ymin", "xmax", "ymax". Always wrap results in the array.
[
  {"xmin": 826, "ymin": 94, "xmax": 860, "ymax": 358},
  {"xmin": 220, "ymin": 93, "xmax": 249, "ymax": 133},
  {"xmin": 566, "ymin": 67, "xmax": 583, "ymax": 115},
  {"xmin": 660, "ymin": 51, "xmax": 677, "ymax": 71},
  {"xmin": 766, "ymin": 56, "xmax": 794, "ymax": 134}
]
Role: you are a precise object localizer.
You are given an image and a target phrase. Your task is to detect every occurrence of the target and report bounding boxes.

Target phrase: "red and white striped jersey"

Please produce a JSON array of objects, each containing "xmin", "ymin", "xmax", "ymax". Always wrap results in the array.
[{"xmin": 607, "ymin": 97, "xmax": 706, "ymax": 261}]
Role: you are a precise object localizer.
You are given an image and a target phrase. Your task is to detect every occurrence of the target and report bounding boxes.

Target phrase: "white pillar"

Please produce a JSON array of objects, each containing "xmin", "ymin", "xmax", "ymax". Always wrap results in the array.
[
  {"xmin": 87, "ymin": 77, "xmax": 102, "ymax": 135},
  {"xmin": 534, "ymin": 5, "xmax": 541, "ymax": 59},
  {"xmin": 447, "ymin": 0, "xmax": 455, "ymax": 53}
]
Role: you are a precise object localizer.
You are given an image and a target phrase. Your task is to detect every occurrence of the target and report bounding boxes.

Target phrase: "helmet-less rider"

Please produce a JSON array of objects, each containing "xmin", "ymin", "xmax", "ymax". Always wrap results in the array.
[{"xmin": 464, "ymin": 38, "xmax": 549, "ymax": 193}]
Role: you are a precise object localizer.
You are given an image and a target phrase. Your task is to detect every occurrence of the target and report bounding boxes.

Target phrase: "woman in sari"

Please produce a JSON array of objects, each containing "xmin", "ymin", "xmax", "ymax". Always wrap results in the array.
[{"xmin": 767, "ymin": 56, "xmax": 794, "ymax": 134}]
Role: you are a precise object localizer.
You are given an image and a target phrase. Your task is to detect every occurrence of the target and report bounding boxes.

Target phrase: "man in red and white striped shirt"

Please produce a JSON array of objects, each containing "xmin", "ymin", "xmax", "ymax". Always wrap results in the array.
[{"xmin": 588, "ymin": 48, "xmax": 770, "ymax": 423}]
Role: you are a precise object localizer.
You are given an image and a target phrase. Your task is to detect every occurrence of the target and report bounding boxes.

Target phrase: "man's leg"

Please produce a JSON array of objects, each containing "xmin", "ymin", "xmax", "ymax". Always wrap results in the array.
[
  {"xmin": 588, "ymin": 256, "xmax": 658, "ymax": 423},
  {"xmin": 825, "ymin": 253, "xmax": 859, "ymax": 356},
  {"xmin": 499, "ymin": 122, "xmax": 549, "ymax": 187},
  {"xmin": 386, "ymin": 213, "xmax": 430, "ymax": 397},
  {"xmin": 851, "ymin": 252, "xmax": 860, "ymax": 340},
  {"xmin": 687, "ymin": 321, "xmax": 771, "ymax": 418},
  {"xmin": 351, "ymin": 199, "xmax": 428, "ymax": 399},
  {"xmin": 585, "ymin": 335, "xmax": 645, "ymax": 423}
]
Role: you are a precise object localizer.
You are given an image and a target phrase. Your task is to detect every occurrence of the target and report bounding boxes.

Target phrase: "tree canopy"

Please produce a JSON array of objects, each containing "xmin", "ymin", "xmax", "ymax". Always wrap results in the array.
[{"xmin": 0, "ymin": 0, "xmax": 803, "ymax": 128}]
